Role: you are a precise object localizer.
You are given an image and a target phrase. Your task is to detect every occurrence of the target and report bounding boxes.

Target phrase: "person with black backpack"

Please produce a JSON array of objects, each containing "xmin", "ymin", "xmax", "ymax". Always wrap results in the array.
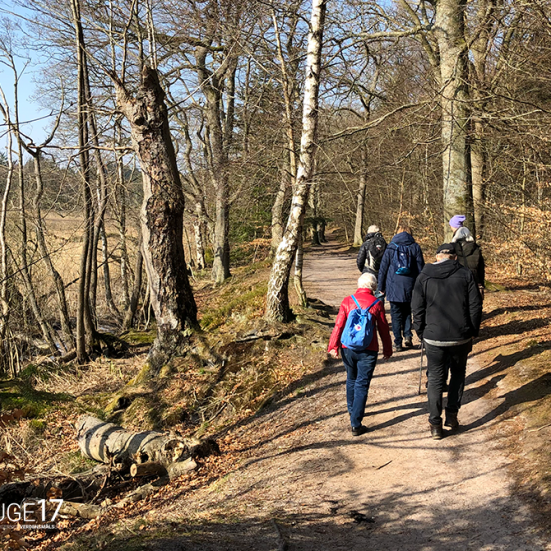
[
  {"xmin": 377, "ymin": 225, "xmax": 425, "ymax": 352},
  {"xmin": 357, "ymin": 225, "xmax": 387, "ymax": 278},
  {"xmin": 328, "ymin": 273, "xmax": 392, "ymax": 436},
  {"xmin": 451, "ymin": 224, "xmax": 486, "ymax": 300}
]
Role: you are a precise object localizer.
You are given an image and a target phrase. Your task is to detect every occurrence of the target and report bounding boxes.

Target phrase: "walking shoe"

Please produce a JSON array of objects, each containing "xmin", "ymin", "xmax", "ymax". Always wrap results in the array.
[
  {"xmin": 393, "ymin": 345, "xmax": 403, "ymax": 352},
  {"xmin": 404, "ymin": 337, "xmax": 413, "ymax": 348},
  {"xmin": 429, "ymin": 423, "xmax": 443, "ymax": 440},
  {"xmin": 351, "ymin": 425, "xmax": 368, "ymax": 437},
  {"xmin": 445, "ymin": 411, "xmax": 459, "ymax": 430}
]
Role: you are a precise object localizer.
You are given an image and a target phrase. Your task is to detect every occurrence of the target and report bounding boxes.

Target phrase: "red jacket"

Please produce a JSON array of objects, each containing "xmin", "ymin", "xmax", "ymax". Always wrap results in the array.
[{"xmin": 328, "ymin": 288, "xmax": 393, "ymax": 357}]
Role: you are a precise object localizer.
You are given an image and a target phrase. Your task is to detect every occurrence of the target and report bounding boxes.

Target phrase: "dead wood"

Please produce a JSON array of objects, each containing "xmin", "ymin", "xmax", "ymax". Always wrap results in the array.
[
  {"xmin": 76, "ymin": 415, "xmax": 219, "ymax": 469},
  {"xmin": 167, "ymin": 458, "xmax": 197, "ymax": 481},
  {"xmin": 76, "ymin": 415, "xmax": 187, "ymax": 468},
  {"xmin": 130, "ymin": 461, "xmax": 168, "ymax": 478}
]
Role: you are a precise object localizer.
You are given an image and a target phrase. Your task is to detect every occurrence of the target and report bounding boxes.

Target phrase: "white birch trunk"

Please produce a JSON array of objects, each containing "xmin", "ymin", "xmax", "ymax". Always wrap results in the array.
[{"xmin": 265, "ymin": 0, "xmax": 327, "ymax": 322}]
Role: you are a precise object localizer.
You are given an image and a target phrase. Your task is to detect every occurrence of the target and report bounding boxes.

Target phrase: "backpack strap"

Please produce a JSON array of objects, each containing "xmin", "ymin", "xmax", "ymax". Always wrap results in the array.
[
  {"xmin": 367, "ymin": 299, "xmax": 380, "ymax": 312},
  {"xmin": 351, "ymin": 295, "xmax": 379, "ymax": 312}
]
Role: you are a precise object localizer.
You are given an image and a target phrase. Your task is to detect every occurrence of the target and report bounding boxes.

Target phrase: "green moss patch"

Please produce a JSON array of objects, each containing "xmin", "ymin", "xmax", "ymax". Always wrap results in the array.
[{"xmin": 0, "ymin": 379, "xmax": 72, "ymax": 418}]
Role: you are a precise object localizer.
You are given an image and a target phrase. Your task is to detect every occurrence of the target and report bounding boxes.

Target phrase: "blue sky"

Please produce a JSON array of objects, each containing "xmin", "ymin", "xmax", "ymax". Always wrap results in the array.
[{"xmin": 0, "ymin": 0, "xmax": 50, "ymax": 147}]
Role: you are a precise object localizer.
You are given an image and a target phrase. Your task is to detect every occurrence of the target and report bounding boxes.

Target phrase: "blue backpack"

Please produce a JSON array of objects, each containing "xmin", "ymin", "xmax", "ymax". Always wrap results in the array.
[
  {"xmin": 341, "ymin": 296, "xmax": 379, "ymax": 351},
  {"xmin": 391, "ymin": 243, "xmax": 412, "ymax": 275}
]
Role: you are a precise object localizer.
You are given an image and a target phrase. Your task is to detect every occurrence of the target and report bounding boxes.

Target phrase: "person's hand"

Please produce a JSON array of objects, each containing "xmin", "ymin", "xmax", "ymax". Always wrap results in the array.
[
  {"xmin": 382, "ymin": 353, "xmax": 392, "ymax": 360},
  {"xmin": 329, "ymin": 349, "xmax": 339, "ymax": 359}
]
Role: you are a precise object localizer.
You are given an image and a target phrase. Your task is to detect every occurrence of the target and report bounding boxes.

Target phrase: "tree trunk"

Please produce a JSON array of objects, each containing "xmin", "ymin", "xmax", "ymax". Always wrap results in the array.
[
  {"xmin": 71, "ymin": 0, "xmax": 93, "ymax": 363},
  {"xmin": 14, "ymin": 143, "xmax": 59, "ymax": 355},
  {"xmin": 471, "ymin": 119, "xmax": 485, "ymax": 239},
  {"xmin": 122, "ymin": 240, "xmax": 144, "ymax": 331},
  {"xmin": 100, "ymin": 223, "xmax": 122, "ymax": 323},
  {"xmin": 114, "ymin": 66, "xmax": 197, "ymax": 370},
  {"xmin": 265, "ymin": 0, "xmax": 327, "ymax": 322},
  {"xmin": 469, "ymin": 0, "xmax": 493, "ymax": 241},
  {"xmin": 31, "ymin": 152, "xmax": 74, "ymax": 351},
  {"xmin": 294, "ymin": 229, "xmax": 308, "ymax": 307},
  {"xmin": 193, "ymin": 201, "xmax": 207, "ymax": 270},
  {"xmin": 115, "ymin": 122, "xmax": 131, "ymax": 309},
  {"xmin": 435, "ymin": 0, "xmax": 473, "ymax": 240},
  {"xmin": 353, "ymin": 145, "xmax": 368, "ymax": 246},
  {"xmin": 195, "ymin": 47, "xmax": 233, "ymax": 285},
  {"xmin": 76, "ymin": 416, "xmax": 187, "ymax": 468},
  {"xmin": 271, "ymin": 168, "xmax": 290, "ymax": 252},
  {"xmin": 271, "ymin": 9, "xmax": 298, "ymax": 254},
  {"xmin": 0, "ymin": 108, "xmax": 14, "ymax": 367}
]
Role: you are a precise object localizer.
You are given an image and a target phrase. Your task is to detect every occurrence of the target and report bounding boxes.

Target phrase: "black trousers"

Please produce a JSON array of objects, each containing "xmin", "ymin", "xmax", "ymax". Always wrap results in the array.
[{"xmin": 425, "ymin": 340, "xmax": 472, "ymax": 426}]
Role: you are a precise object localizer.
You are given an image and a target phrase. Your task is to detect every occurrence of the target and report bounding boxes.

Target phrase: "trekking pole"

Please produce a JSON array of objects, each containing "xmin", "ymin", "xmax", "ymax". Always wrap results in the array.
[{"xmin": 418, "ymin": 342, "xmax": 425, "ymax": 395}]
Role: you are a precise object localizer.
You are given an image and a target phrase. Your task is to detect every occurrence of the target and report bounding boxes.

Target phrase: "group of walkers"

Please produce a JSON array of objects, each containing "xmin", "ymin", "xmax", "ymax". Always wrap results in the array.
[{"xmin": 328, "ymin": 217, "xmax": 485, "ymax": 439}]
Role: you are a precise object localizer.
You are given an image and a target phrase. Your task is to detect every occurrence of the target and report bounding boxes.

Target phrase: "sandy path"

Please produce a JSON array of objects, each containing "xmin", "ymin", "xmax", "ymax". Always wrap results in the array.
[
  {"xmin": 293, "ymin": 236, "xmax": 549, "ymax": 550},
  {"xmin": 153, "ymin": 235, "xmax": 549, "ymax": 551}
]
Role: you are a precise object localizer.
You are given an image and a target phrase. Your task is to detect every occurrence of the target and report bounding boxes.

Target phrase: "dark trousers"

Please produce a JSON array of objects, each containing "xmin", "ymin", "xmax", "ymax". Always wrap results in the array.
[
  {"xmin": 341, "ymin": 348, "xmax": 378, "ymax": 429},
  {"xmin": 389, "ymin": 301, "xmax": 413, "ymax": 346},
  {"xmin": 425, "ymin": 341, "xmax": 472, "ymax": 426}
]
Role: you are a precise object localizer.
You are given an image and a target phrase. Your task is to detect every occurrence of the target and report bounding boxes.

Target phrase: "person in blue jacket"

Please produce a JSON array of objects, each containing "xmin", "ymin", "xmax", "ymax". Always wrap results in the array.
[{"xmin": 377, "ymin": 224, "xmax": 425, "ymax": 351}]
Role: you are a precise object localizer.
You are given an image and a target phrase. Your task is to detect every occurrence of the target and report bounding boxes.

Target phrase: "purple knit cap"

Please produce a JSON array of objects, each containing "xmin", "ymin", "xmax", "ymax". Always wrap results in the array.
[{"xmin": 449, "ymin": 215, "xmax": 466, "ymax": 229}]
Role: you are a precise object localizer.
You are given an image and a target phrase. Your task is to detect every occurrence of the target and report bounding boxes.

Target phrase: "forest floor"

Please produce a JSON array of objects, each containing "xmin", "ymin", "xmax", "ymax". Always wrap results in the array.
[{"xmin": 4, "ymin": 230, "xmax": 551, "ymax": 550}]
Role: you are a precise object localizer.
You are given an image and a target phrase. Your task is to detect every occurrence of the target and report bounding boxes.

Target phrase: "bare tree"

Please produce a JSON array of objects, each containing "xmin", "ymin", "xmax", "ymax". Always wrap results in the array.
[{"xmin": 266, "ymin": 0, "xmax": 327, "ymax": 322}]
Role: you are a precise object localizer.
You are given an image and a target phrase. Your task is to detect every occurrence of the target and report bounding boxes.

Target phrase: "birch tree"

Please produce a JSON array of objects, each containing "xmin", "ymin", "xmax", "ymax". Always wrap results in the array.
[{"xmin": 265, "ymin": 0, "xmax": 327, "ymax": 322}]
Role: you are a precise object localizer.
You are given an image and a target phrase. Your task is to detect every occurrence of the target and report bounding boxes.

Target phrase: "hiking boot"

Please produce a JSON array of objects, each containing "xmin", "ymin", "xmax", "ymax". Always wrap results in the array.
[
  {"xmin": 404, "ymin": 337, "xmax": 413, "ymax": 348},
  {"xmin": 393, "ymin": 345, "xmax": 403, "ymax": 352},
  {"xmin": 445, "ymin": 411, "xmax": 459, "ymax": 431},
  {"xmin": 351, "ymin": 425, "xmax": 368, "ymax": 437},
  {"xmin": 429, "ymin": 423, "xmax": 443, "ymax": 440}
]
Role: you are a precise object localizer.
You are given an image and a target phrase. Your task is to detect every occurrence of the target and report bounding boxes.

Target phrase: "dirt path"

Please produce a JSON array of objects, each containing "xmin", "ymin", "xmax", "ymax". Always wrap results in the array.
[
  {"xmin": 295, "ymin": 237, "xmax": 549, "ymax": 550},
  {"xmin": 149, "ymin": 236, "xmax": 549, "ymax": 551}
]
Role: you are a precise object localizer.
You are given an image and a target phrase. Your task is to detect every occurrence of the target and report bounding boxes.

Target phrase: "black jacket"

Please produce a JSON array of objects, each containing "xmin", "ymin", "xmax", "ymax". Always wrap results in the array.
[
  {"xmin": 357, "ymin": 232, "xmax": 387, "ymax": 275},
  {"xmin": 412, "ymin": 260, "xmax": 482, "ymax": 342},
  {"xmin": 455, "ymin": 241, "xmax": 485, "ymax": 287}
]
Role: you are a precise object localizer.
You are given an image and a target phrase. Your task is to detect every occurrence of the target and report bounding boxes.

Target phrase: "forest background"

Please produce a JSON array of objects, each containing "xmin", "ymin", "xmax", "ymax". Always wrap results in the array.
[{"xmin": 0, "ymin": 0, "xmax": 551, "ymax": 546}]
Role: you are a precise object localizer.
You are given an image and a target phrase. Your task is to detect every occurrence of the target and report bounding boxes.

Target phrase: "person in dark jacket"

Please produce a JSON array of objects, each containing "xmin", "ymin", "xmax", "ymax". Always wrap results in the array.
[
  {"xmin": 452, "ymin": 226, "xmax": 486, "ymax": 299},
  {"xmin": 412, "ymin": 243, "xmax": 483, "ymax": 440},
  {"xmin": 377, "ymin": 225, "xmax": 424, "ymax": 351},
  {"xmin": 357, "ymin": 225, "xmax": 387, "ymax": 278},
  {"xmin": 328, "ymin": 273, "xmax": 393, "ymax": 436}
]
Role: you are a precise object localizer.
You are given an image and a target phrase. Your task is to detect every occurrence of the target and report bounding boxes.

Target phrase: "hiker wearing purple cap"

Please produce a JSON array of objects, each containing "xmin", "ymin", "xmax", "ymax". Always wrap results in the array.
[
  {"xmin": 449, "ymin": 216, "xmax": 486, "ymax": 299},
  {"xmin": 412, "ymin": 243, "xmax": 482, "ymax": 440},
  {"xmin": 449, "ymin": 215, "xmax": 466, "ymax": 230}
]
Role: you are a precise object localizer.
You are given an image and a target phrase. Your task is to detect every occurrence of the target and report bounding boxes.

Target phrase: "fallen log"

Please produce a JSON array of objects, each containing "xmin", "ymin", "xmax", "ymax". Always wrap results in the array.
[
  {"xmin": 76, "ymin": 416, "xmax": 186, "ymax": 468},
  {"xmin": 166, "ymin": 458, "xmax": 197, "ymax": 481},
  {"xmin": 76, "ymin": 416, "xmax": 219, "ymax": 471},
  {"xmin": 130, "ymin": 462, "xmax": 168, "ymax": 478}
]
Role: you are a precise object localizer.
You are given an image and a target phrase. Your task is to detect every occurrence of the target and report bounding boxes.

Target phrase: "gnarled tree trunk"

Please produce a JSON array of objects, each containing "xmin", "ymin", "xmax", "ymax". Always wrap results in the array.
[{"xmin": 114, "ymin": 66, "xmax": 197, "ymax": 370}]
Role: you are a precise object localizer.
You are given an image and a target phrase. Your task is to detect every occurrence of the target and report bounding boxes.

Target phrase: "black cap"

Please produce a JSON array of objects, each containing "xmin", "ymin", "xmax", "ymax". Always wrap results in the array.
[{"xmin": 436, "ymin": 243, "xmax": 456, "ymax": 255}]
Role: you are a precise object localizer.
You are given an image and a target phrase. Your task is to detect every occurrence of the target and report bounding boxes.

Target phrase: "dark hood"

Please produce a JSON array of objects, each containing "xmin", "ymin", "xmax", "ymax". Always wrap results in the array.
[
  {"xmin": 423, "ymin": 259, "xmax": 463, "ymax": 279},
  {"xmin": 391, "ymin": 231, "xmax": 415, "ymax": 246}
]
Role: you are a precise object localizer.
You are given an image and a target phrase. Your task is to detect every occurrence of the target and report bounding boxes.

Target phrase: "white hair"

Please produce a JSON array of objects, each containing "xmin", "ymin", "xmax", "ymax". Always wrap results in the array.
[
  {"xmin": 367, "ymin": 225, "xmax": 380, "ymax": 233},
  {"xmin": 358, "ymin": 273, "xmax": 378, "ymax": 291},
  {"xmin": 451, "ymin": 227, "xmax": 474, "ymax": 243}
]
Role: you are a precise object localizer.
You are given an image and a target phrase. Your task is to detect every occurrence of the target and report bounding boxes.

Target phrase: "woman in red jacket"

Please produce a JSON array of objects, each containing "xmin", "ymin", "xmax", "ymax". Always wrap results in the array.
[{"xmin": 328, "ymin": 273, "xmax": 393, "ymax": 436}]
